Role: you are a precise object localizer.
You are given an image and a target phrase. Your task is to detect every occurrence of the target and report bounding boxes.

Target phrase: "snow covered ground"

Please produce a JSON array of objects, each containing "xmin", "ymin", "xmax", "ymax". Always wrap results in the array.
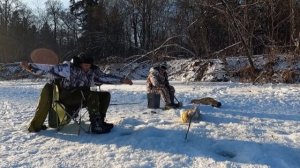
[{"xmin": 1, "ymin": 80, "xmax": 300, "ymax": 168}]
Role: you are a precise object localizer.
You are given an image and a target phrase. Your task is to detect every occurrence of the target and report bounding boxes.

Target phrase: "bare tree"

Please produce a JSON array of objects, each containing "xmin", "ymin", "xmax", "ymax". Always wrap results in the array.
[
  {"xmin": 45, "ymin": 0, "xmax": 63, "ymax": 45},
  {"xmin": 219, "ymin": 0, "xmax": 255, "ymax": 69}
]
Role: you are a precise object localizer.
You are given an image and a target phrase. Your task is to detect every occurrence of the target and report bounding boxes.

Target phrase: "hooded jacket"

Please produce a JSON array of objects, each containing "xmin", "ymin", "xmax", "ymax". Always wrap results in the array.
[
  {"xmin": 29, "ymin": 62, "xmax": 123, "ymax": 90},
  {"xmin": 146, "ymin": 67, "xmax": 170, "ymax": 91}
]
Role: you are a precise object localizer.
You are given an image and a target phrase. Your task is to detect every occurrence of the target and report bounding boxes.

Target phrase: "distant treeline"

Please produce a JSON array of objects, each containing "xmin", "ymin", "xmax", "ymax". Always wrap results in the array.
[{"xmin": 0, "ymin": 0, "xmax": 299, "ymax": 63}]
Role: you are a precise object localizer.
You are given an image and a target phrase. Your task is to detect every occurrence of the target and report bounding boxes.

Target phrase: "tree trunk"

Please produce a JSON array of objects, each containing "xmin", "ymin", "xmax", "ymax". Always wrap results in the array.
[{"xmin": 220, "ymin": 0, "xmax": 255, "ymax": 69}]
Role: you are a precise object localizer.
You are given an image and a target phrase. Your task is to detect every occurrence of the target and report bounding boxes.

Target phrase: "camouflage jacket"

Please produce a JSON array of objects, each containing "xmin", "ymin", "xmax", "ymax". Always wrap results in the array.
[
  {"xmin": 29, "ymin": 62, "xmax": 123, "ymax": 90},
  {"xmin": 146, "ymin": 67, "xmax": 170, "ymax": 91}
]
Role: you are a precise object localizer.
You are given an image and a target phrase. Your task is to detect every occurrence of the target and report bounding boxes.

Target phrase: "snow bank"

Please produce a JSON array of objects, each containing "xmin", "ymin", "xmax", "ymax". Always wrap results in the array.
[{"xmin": 1, "ymin": 55, "xmax": 300, "ymax": 83}]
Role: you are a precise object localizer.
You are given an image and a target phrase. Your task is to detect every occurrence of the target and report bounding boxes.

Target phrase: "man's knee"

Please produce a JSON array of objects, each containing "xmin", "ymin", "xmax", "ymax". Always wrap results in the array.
[{"xmin": 41, "ymin": 83, "xmax": 53, "ymax": 95}]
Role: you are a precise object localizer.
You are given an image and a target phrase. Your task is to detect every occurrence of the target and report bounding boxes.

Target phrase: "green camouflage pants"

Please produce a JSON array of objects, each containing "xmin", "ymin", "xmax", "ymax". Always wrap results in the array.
[
  {"xmin": 59, "ymin": 87, "xmax": 111, "ymax": 119},
  {"xmin": 28, "ymin": 83, "xmax": 111, "ymax": 132}
]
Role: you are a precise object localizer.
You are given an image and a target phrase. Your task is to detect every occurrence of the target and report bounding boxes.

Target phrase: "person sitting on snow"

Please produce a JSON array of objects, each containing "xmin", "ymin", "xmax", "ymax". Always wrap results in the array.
[
  {"xmin": 146, "ymin": 62, "xmax": 180, "ymax": 109},
  {"xmin": 20, "ymin": 52, "xmax": 133, "ymax": 134}
]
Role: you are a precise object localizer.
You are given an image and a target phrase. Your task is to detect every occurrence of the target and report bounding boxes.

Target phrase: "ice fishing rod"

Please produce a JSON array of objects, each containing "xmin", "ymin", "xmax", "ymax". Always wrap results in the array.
[
  {"xmin": 110, "ymin": 102, "xmax": 141, "ymax": 106},
  {"xmin": 185, "ymin": 104, "xmax": 198, "ymax": 141},
  {"xmin": 174, "ymin": 96, "xmax": 183, "ymax": 107}
]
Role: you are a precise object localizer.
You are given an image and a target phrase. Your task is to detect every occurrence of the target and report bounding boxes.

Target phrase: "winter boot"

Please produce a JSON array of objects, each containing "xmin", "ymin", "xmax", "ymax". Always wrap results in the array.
[
  {"xmin": 28, "ymin": 124, "xmax": 47, "ymax": 133},
  {"xmin": 164, "ymin": 103, "xmax": 176, "ymax": 110},
  {"xmin": 169, "ymin": 92, "xmax": 181, "ymax": 108},
  {"xmin": 90, "ymin": 116, "xmax": 111, "ymax": 134},
  {"xmin": 172, "ymin": 103, "xmax": 181, "ymax": 108},
  {"xmin": 164, "ymin": 102, "xmax": 181, "ymax": 110},
  {"xmin": 100, "ymin": 117, "xmax": 114, "ymax": 130}
]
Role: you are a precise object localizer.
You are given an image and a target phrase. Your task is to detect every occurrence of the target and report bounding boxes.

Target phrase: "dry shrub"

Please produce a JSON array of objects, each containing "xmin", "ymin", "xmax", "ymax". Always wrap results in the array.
[
  {"xmin": 253, "ymin": 61, "xmax": 275, "ymax": 84},
  {"xmin": 194, "ymin": 61, "xmax": 210, "ymax": 81},
  {"xmin": 192, "ymin": 61, "xmax": 201, "ymax": 67},
  {"xmin": 284, "ymin": 54, "xmax": 298, "ymax": 67},
  {"xmin": 233, "ymin": 66, "xmax": 259, "ymax": 82},
  {"xmin": 282, "ymin": 70, "xmax": 296, "ymax": 83},
  {"xmin": 266, "ymin": 46, "xmax": 278, "ymax": 61},
  {"xmin": 106, "ymin": 56, "xmax": 123, "ymax": 63}
]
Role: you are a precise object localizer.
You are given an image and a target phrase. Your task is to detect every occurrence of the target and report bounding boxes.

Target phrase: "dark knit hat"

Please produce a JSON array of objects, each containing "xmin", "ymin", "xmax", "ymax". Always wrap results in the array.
[{"xmin": 78, "ymin": 52, "xmax": 94, "ymax": 64}]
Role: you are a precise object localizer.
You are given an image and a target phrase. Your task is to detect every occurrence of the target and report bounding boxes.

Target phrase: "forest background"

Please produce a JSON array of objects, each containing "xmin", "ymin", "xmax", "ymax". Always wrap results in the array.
[{"xmin": 0, "ymin": 0, "xmax": 300, "ymax": 83}]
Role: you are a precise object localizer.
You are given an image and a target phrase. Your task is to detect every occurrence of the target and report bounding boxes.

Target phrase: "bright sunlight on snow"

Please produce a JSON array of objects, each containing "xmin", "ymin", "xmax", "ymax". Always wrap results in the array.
[{"xmin": 1, "ymin": 80, "xmax": 300, "ymax": 167}]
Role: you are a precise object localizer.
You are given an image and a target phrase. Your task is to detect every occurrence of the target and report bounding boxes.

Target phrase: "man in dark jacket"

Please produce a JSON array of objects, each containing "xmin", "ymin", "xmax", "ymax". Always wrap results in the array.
[
  {"xmin": 21, "ymin": 53, "xmax": 132, "ymax": 134},
  {"xmin": 146, "ymin": 62, "xmax": 179, "ymax": 109}
]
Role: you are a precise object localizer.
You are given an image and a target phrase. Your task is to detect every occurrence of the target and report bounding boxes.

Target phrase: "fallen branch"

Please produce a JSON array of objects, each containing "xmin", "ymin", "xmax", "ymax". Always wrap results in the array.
[{"xmin": 122, "ymin": 35, "xmax": 196, "ymax": 70}]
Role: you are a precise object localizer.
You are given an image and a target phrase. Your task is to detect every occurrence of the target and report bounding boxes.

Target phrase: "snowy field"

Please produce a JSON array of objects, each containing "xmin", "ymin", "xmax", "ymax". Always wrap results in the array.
[{"xmin": 1, "ymin": 80, "xmax": 300, "ymax": 168}]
